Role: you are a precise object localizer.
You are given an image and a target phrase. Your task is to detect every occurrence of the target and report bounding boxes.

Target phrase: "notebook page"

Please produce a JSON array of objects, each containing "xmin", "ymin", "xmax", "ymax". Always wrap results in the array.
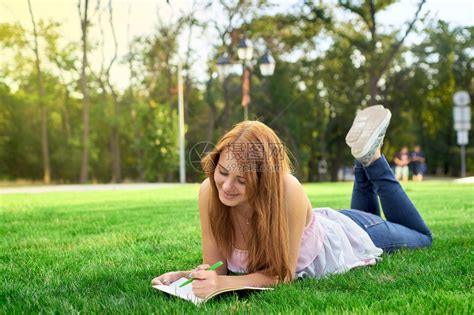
[{"xmin": 153, "ymin": 277, "xmax": 204, "ymax": 305}]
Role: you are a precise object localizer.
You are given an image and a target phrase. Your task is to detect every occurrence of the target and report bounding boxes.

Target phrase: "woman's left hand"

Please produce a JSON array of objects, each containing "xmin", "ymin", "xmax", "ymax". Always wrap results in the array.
[{"xmin": 190, "ymin": 269, "xmax": 221, "ymax": 298}]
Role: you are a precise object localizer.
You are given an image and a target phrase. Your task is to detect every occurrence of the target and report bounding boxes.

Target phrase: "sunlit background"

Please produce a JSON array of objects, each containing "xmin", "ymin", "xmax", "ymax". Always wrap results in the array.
[{"xmin": 0, "ymin": 0, "xmax": 473, "ymax": 184}]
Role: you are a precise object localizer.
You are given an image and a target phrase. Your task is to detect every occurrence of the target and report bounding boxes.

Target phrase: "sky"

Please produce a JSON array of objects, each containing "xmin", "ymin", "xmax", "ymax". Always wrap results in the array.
[{"xmin": 1, "ymin": 0, "xmax": 473, "ymax": 91}]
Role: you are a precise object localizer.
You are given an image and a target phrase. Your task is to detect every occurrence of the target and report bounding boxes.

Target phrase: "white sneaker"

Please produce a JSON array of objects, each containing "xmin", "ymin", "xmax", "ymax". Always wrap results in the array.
[{"xmin": 346, "ymin": 105, "xmax": 391, "ymax": 166}]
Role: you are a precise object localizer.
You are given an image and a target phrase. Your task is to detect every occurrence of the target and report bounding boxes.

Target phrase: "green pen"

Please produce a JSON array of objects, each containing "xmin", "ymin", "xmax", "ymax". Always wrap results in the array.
[{"xmin": 179, "ymin": 261, "xmax": 224, "ymax": 288}]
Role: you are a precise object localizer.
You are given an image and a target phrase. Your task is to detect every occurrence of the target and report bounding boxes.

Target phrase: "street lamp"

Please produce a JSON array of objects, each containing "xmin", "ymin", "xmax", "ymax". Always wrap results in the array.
[
  {"xmin": 237, "ymin": 37, "xmax": 253, "ymax": 61},
  {"xmin": 216, "ymin": 53, "xmax": 231, "ymax": 78},
  {"xmin": 259, "ymin": 50, "xmax": 276, "ymax": 77},
  {"xmin": 216, "ymin": 36, "xmax": 276, "ymax": 121}
]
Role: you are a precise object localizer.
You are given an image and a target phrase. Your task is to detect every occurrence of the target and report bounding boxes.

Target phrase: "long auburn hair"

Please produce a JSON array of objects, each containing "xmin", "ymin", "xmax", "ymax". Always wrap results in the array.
[{"xmin": 201, "ymin": 120, "xmax": 293, "ymax": 282}]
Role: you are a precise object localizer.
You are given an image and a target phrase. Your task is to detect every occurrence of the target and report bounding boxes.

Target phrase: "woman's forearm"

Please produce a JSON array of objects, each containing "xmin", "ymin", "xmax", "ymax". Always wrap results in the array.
[
  {"xmin": 177, "ymin": 270, "xmax": 191, "ymax": 278},
  {"xmin": 218, "ymin": 272, "xmax": 279, "ymax": 289}
]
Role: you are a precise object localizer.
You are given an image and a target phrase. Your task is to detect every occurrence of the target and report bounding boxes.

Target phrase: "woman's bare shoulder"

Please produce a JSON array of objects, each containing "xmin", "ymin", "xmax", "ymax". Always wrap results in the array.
[
  {"xmin": 283, "ymin": 173, "xmax": 312, "ymax": 222},
  {"xmin": 199, "ymin": 178, "xmax": 211, "ymax": 210},
  {"xmin": 283, "ymin": 174, "xmax": 309, "ymax": 203},
  {"xmin": 284, "ymin": 173, "xmax": 299, "ymax": 186},
  {"xmin": 200, "ymin": 177, "xmax": 211, "ymax": 193},
  {"xmin": 283, "ymin": 173, "xmax": 307, "ymax": 195}
]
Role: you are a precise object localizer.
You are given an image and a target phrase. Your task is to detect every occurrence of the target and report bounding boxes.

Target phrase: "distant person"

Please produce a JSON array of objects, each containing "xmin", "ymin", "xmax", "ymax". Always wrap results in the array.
[
  {"xmin": 410, "ymin": 145, "xmax": 426, "ymax": 182},
  {"xmin": 394, "ymin": 147, "xmax": 410, "ymax": 183}
]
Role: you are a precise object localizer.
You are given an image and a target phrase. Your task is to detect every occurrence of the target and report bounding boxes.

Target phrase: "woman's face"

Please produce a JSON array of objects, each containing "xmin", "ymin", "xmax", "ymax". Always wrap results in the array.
[{"xmin": 213, "ymin": 149, "xmax": 248, "ymax": 207}]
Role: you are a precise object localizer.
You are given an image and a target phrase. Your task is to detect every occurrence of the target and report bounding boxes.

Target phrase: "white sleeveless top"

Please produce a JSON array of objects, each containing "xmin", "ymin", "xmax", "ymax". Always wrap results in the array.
[
  {"xmin": 227, "ymin": 207, "xmax": 383, "ymax": 279},
  {"xmin": 296, "ymin": 208, "xmax": 383, "ymax": 279}
]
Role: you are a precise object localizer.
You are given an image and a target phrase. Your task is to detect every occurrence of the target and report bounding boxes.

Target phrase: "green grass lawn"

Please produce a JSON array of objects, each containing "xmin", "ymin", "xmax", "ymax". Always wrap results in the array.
[{"xmin": 1, "ymin": 182, "xmax": 473, "ymax": 314}]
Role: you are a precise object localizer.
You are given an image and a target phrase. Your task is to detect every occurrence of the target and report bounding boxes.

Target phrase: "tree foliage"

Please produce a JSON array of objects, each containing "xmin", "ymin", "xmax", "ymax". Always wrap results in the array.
[{"xmin": 0, "ymin": 1, "xmax": 472, "ymax": 183}]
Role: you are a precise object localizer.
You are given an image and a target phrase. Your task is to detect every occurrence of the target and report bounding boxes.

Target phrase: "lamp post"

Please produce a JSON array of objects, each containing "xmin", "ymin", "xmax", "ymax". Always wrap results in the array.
[
  {"xmin": 177, "ymin": 61, "xmax": 185, "ymax": 183},
  {"xmin": 216, "ymin": 36, "xmax": 276, "ymax": 121},
  {"xmin": 168, "ymin": 59, "xmax": 187, "ymax": 183}
]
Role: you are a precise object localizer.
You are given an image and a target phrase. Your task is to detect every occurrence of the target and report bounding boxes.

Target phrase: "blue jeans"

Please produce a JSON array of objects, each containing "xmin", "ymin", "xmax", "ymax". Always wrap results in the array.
[{"xmin": 340, "ymin": 155, "xmax": 432, "ymax": 252}]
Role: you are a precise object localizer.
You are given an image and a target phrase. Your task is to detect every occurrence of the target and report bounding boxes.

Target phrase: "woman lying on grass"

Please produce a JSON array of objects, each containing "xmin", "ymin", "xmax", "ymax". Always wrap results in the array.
[{"xmin": 151, "ymin": 105, "xmax": 432, "ymax": 298}]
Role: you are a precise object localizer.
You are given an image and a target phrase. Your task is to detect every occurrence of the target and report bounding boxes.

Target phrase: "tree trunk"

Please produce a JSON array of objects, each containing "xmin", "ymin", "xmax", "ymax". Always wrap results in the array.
[
  {"xmin": 283, "ymin": 125, "xmax": 300, "ymax": 177},
  {"xmin": 184, "ymin": 75, "xmax": 192, "ymax": 127},
  {"xmin": 28, "ymin": 0, "xmax": 50, "ymax": 184},
  {"xmin": 182, "ymin": 7, "xmax": 195, "ymax": 129},
  {"xmin": 330, "ymin": 141, "xmax": 344, "ymax": 182},
  {"xmin": 79, "ymin": 0, "xmax": 90, "ymax": 183},
  {"xmin": 125, "ymin": 1, "xmax": 144, "ymax": 181},
  {"xmin": 205, "ymin": 77, "xmax": 217, "ymax": 142},
  {"xmin": 166, "ymin": 53, "xmax": 174, "ymax": 113},
  {"xmin": 40, "ymin": 106, "xmax": 50, "ymax": 183},
  {"xmin": 339, "ymin": 0, "xmax": 426, "ymax": 107},
  {"xmin": 308, "ymin": 138, "xmax": 316, "ymax": 182},
  {"xmin": 127, "ymin": 52, "xmax": 145, "ymax": 181},
  {"xmin": 61, "ymin": 89, "xmax": 72, "ymax": 142},
  {"xmin": 218, "ymin": 76, "xmax": 232, "ymax": 130},
  {"xmin": 110, "ymin": 91, "xmax": 121, "ymax": 182},
  {"xmin": 369, "ymin": 70, "xmax": 378, "ymax": 106},
  {"xmin": 104, "ymin": 0, "xmax": 122, "ymax": 183},
  {"xmin": 367, "ymin": 0, "xmax": 426, "ymax": 106}
]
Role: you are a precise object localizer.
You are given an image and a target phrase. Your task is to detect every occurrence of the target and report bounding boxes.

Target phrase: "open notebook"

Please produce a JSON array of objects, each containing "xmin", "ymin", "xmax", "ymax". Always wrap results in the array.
[{"xmin": 152, "ymin": 277, "xmax": 273, "ymax": 305}]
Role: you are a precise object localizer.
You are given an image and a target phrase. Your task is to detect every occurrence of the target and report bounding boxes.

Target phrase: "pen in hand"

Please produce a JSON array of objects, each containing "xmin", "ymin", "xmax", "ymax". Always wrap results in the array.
[{"xmin": 179, "ymin": 261, "xmax": 224, "ymax": 288}]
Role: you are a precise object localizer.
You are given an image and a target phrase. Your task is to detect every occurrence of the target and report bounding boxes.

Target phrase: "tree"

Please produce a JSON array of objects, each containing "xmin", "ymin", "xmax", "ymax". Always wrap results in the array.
[
  {"xmin": 336, "ymin": 0, "xmax": 426, "ymax": 106},
  {"xmin": 78, "ymin": 0, "xmax": 90, "ymax": 183},
  {"xmin": 27, "ymin": 0, "xmax": 51, "ymax": 184},
  {"xmin": 390, "ymin": 21, "xmax": 473, "ymax": 175},
  {"xmin": 0, "ymin": 2, "xmax": 472, "ymax": 183},
  {"xmin": 95, "ymin": 0, "xmax": 122, "ymax": 182}
]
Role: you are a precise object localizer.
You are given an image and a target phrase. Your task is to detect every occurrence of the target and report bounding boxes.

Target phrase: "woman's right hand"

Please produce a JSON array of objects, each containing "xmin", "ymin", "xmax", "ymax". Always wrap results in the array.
[
  {"xmin": 151, "ymin": 271, "xmax": 185, "ymax": 286},
  {"xmin": 150, "ymin": 264, "xmax": 211, "ymax": 286}
]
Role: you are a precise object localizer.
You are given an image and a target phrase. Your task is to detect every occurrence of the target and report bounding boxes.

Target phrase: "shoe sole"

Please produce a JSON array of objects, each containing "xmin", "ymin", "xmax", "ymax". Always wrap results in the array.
[
  {"xmin": 345, "ymin": 105, "xmax": 384, "ymax": 144},
  {"xmin": 346, "ymin": 107, "xmax": 391, "ymax": 159}
]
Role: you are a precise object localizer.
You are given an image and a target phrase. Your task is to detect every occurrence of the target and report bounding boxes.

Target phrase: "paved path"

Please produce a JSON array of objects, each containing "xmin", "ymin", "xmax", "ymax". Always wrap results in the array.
[
  {"xmin": 0, "ymin": 183, "xmax": 187, "ymax": 195},
  {"xmin": 1, "ymin": 177, "xmax": 472, "ymax": 195},
  {"xmin": 452, "ymin": 176, "xmax": 474, "ymax": 184}
]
